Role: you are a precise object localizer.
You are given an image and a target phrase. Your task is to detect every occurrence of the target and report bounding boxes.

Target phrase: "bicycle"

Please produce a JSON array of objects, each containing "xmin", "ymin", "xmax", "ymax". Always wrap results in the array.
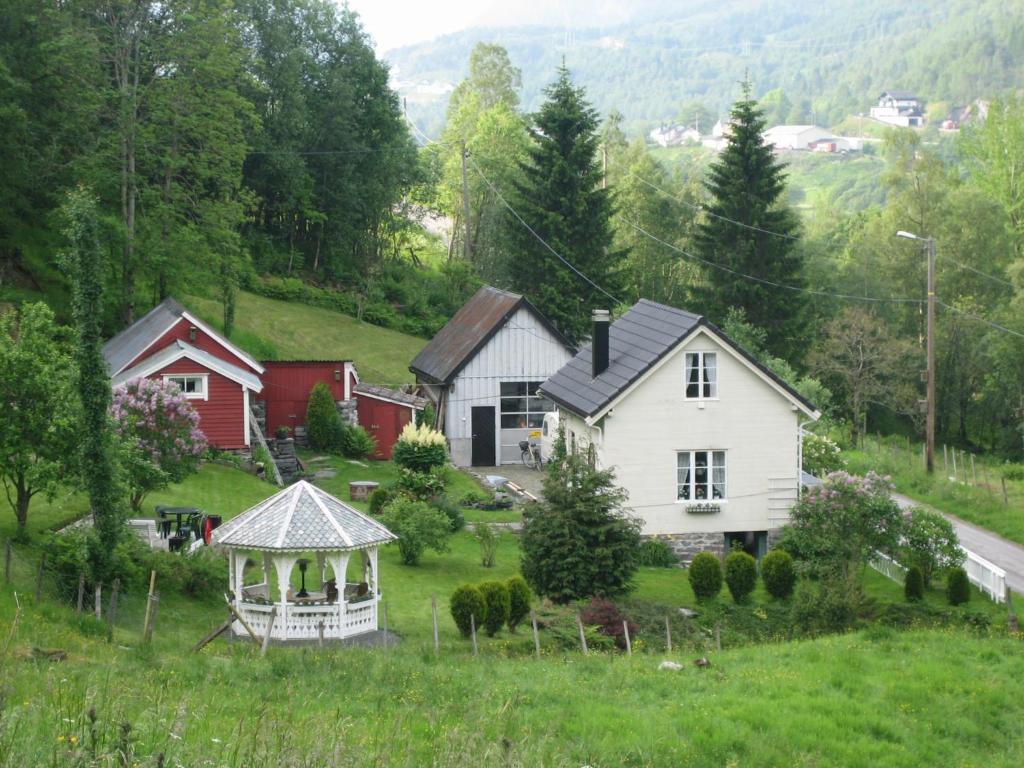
[{"xmin": 520, "ymin": 431, "xmax": 543, "ymax": 470}]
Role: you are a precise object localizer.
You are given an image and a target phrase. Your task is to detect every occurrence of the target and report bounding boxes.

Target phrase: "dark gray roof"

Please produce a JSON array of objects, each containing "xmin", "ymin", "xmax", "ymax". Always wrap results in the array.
[
  {"xmin": 212, "ymin": 480, "xmax": 396, "ymax": 552},
  {"xmin": 410, "ymin": 285, "xmax": 572, "ymax": 384},
  {"xmin": 540, "ymin": 299, "xmax": 818, "ymax": 418},
  {"xmin": 355, "ymin": 383, "xmax": 427, "ymax": 409},
  {"xmin": 102, "ymin": 297, "xmax": 187, "ymax": 374}
]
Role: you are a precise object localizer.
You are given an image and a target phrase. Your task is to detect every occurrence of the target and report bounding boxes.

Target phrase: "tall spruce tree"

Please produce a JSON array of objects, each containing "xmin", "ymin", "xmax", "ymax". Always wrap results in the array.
[
  {"xmin": 695, "ymin": 83, "xmax": 806, "ymax": 358},
  {"xmin": 507, "ymin": 66, "xmax": 623, "ymax": 344}
]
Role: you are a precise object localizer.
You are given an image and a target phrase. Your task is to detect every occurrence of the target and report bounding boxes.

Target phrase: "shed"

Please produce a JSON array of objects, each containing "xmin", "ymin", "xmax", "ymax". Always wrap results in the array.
[
  {"xmin": 410, "ymin": 286, "xmax": 575, "ymax": 466},
  {"xmin": 354, "ymin": 384, "xmax": 427, "ymax": 459},
  {"xmin": 259, "ymin": 360, "xmax": 358, "ymax": 438}
]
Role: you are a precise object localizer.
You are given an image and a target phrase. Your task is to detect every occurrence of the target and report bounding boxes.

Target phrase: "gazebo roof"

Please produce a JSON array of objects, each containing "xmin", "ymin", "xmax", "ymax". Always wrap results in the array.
[{"xmin": 212, "ymin": 480, "xmax": 397, "ymax": 552}]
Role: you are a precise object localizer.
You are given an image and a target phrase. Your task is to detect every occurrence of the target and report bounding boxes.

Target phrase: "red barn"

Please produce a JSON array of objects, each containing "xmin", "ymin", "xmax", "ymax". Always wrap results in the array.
[{"xmin": 103, "ymin": 297, "xmax": 424, "ymax": 456}]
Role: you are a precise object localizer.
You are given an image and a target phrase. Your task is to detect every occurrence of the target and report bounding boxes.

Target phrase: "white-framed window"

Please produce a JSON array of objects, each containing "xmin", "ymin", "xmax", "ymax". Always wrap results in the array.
[
  {"xmin": 163, "ymin": 374, "xmax": 208, "ymax": 400},
  {"xmin": 499, "ymin": 381, "xmax": 555, "ymax": 429},
  {"xmin": 684, "ymin": 352, "xmax": 717, "ymax": 399},
  {"xmin": 677, "ymin": 450, "xmax": 726, "ymax": 501}
]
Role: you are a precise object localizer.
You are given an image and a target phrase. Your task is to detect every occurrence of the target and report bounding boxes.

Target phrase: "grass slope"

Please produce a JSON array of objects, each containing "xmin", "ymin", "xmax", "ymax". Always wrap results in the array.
[{"xmin": 187, "ymin": 291, "xmax": 426, "ymax": 385}]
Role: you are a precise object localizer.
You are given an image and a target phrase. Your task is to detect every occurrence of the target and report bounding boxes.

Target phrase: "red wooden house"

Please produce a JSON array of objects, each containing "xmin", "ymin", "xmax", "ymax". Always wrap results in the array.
[{"xmin": 103, "ymin": 297, "xmax": 424, "ymax": 458}]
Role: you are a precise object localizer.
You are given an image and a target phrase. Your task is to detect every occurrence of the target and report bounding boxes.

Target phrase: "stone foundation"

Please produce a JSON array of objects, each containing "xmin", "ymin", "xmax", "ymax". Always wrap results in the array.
[
  {"xmin": 336, "ymin": 399, "xmax": 358, "ymax": 427},
  {"xmin": 648, "ymin": 532, "xmax": 726, "ymax": 566}
]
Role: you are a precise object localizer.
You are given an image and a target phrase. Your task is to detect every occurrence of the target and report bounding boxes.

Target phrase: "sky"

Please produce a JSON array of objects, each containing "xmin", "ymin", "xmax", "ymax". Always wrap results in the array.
[{"xmin": 344, "ymin": 0, "xmax": 642, "ymax": 53}]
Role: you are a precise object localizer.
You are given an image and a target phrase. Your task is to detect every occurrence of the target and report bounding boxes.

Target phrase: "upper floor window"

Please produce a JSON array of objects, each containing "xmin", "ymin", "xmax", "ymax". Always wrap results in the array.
[
  {"xmin": 685, "ymin": 352, "xmax": 717, "ymax": 399},
  {"xmin": 164, "ymin": 374, "xmax": 206, "ymax": 400}
]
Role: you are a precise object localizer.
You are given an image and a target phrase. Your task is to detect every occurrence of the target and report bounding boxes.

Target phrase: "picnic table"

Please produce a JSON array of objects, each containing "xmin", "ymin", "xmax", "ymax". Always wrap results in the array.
[{"xmin": 155, "ymin": 506, "xmax": 203, "ymax": 540}]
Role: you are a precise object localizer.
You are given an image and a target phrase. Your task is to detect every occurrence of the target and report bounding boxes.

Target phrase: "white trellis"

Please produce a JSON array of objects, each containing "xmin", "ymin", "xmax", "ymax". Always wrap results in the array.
[{"xmin": 212, "ymin": 480, "xmax": 396, "ymax": 643}]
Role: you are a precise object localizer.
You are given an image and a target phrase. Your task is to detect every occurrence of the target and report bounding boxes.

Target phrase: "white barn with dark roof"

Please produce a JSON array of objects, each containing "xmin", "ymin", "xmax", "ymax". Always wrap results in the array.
[
  {"xmin": 540, "ymin": 300, "xmax": 820, "ymax": 563},
  {"xmin": 410, "ymin": 286, "xmax": 575, "ymax": 467}
]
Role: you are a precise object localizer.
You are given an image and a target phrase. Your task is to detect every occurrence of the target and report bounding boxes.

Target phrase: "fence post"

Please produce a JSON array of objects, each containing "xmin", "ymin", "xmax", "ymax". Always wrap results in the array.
[
  {"xmin": 971, "ymin": 454, "xmax": 977, "ymax": 486},
  {"xmin": 261, "ymin": 606, "xmax": 277, "ymax": 656},
  {"xmin": 1002, "ymin": 477, "xmax": 1010, "ymax": 506},
  {"xmin": 951, "ymin": 450, "xmax": 958, "ymax": 482},
  {"xmin": 943, "ymin": 445, "xmax": 948, "ymax": 476},
  {"xmin": 431, "ymin": 595, "xmax": 439, "ymax": 655},
  {"xmin": 531, "ymin": 610, "xmax": 541, "ymax": 659},
  {"xmin": 142, "ymin": 570, "xmax": 157, "ymax": 640},
  {"xmin": 623, "ymin": 620, "xmax": 632, "ymax": 657},
  {"xmin": 144, "ymin": 595, "xmax": 160, "ymax": 643},
  {"xmin": 34, "ymin": 553, "xmax": 47, "ymax": 604},
  {"xmin": 106, "ymin": 579, "xmax": 120, "ymax": 641},
  {"xmin": 3, "ymin": 540, "xmax": 10, "ymax": 583},
  {"xmin": 94, "ymin": 583, "xmax": 102, "ymax": 620},
  {"xmin": 76, "ymin": 574, "xmax": 85, "ymax": 613},
  {"xmin": 665, "ymin": 616, "xmax": 672, "ymax": 653},
  {"xmin": 714, "ymin": 622, "xmax": 721, "ymax": 652},
  {"xmin": 470, "ymin": 614, "xmax": 478, "ymax": 656},
  {"xmin": 576, "ymin": 614, "xmax": 588, "ymax": 656}
]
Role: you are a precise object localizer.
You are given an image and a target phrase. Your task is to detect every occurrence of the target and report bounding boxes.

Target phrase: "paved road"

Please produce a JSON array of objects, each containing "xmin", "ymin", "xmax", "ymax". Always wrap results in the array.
[{"xmin": 893, "ymin": 492, "xmax": 1024, "ymax": 594}]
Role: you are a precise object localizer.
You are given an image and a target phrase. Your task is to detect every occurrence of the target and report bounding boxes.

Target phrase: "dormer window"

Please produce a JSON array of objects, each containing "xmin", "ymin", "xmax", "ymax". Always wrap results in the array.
[{"xmin": 685, "ymin": 352, "xmax": 717, "ymax": 399}]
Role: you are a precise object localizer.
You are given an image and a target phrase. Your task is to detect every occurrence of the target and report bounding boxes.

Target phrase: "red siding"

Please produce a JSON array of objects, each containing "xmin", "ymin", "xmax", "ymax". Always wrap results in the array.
[
  {"xmin": 126, "ymin": 317, "xmax": 258, "ymax": 373},
  {"xmin": 356, "ymin": 394, "xmax": 414, "ymax": 459},
  {"xmin": 153, "ymin": 358, "xmax": 247, "ymax": 450},
  {"xmin": 260, "ymin": 361, "xmax": 353, "ymax": 438}
]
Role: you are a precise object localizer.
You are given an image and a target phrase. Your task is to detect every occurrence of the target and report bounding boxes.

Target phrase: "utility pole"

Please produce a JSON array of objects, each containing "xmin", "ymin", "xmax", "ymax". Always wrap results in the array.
[
  {"xmin": 460, "ymin": 139, "xmax": 472, "ymax": 262},
  {"xmin": 897, "ymin": 230, "xmax": 936, "ymax": 473}
]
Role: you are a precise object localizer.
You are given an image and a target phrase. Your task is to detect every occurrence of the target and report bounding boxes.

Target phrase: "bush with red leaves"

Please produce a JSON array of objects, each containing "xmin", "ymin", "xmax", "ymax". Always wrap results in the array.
[{"xmin": 579, "ymin": 597, "xmax": 638, "ymax": 650}]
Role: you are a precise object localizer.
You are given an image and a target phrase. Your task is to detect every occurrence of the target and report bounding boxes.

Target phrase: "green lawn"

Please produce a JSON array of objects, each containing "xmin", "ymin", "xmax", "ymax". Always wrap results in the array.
[
  {"xmin": 845, "ymin": 437, "xmax": 1024, "ymax": 545},
  {"xmin": 1, "ymin": 461, "xmax": 1019, "ymax": 765},
  {"xmin": 187, "ymin": 291, "xmax": 426, "ymax": 385}
]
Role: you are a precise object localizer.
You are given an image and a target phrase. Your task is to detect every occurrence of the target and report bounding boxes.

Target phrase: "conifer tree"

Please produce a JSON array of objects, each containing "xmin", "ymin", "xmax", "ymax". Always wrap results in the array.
[
  {"xmin": 507, "ymin": 66, "xmax": 623, "ymax": 344},
  {"xmin": 695, "ymin": 83, "xmax": 806, "ymax": 357}
]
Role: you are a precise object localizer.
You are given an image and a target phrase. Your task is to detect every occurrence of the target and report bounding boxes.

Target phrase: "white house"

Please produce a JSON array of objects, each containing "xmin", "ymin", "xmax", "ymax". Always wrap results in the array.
[
  {"xmin": 762, "ymin": 125, "xmax": 832, "ymax": 151},
  {"xmin": 539, "ymin": 301, "xmax": 820, "ymax": 562},
  {"xmin": 649, "ymin": 123, "xmax": 701, "ymax": 147},
  {"xmin": 869, "ymin": 91, "xmax": 925, "ymax": 128},
  {"xmin": 410, "ymin": 286, "xmax": 575, "ymax": 467}
]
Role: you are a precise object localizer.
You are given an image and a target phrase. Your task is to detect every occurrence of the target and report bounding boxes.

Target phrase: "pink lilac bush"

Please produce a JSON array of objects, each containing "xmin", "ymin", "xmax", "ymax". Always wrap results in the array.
[{"xmin": 111, "ymin": 378, "xmax": 208, "ymax": 510}]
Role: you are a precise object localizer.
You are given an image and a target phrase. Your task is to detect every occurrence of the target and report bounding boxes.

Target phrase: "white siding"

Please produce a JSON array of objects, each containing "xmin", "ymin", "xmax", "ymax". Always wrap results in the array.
[
  {"xmin": 445, "ymin": 307, "xmax": 573, "ymax": 466},
  {"xmin": 566, "ymin": 328, "xmax": 803, "ymax": 537}
]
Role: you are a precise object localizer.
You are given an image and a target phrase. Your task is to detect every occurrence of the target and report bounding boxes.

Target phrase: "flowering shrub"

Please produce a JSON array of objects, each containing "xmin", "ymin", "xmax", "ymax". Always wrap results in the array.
[
  {"xmin": 392, "ymin": 423, "xmax": 448, "ymax": 472},
  {"xmin": 111, "ymin": 378, "xmax": 208, "ymax": 510},
  {"xmin": 900, "ymin": 508, "xmax": 963, "ymax": 586},
  {"xmin": 783, "ymin": 471, "xmax": 903, "ymax": 589},
  {"xmin": 801, "ymin": 432, "xmax": 844, "ymax": 479}
]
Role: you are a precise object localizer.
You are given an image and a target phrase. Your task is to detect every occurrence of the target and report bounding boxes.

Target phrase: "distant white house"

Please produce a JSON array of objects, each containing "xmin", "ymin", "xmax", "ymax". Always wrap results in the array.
[
  {"xmin": 410, "ymin": 286, "xmax": 574, "ymax": 467},
  {"xmin": 540, "ymin": 301, "xmax": 820, "ymax": 562},
  {"xmin": 762, "ymin": 125, "xmax": 832, "ymax": 151},
  {"xmin": 649, "ymin": 123, "xmax": 701, "ymax": 147},
  {"xmin": 869, "ymin": 91, "xmax": 925, "ymax": 127}
]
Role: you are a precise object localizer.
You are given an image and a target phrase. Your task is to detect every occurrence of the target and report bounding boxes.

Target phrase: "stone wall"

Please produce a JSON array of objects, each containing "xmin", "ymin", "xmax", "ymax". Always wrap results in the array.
[
  {"xmin": 648, "ymin": 532, "xmax": 726, "ymax": 565},
  {"xmin": 336, "ymin": 399, "xmax": 358, "ymax": 427}
]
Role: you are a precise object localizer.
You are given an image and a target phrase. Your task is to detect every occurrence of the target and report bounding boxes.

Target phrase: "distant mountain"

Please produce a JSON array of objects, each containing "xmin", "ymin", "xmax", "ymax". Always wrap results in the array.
[{"xmin": 385, "ymin": 0, "xmax": 1024, "ymax": 138}]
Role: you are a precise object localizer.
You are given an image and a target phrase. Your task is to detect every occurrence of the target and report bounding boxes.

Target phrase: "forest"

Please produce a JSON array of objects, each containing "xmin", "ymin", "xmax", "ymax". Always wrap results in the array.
[{"xmin": 1, "ymin": 1, "xmax": 1022, "ymax": 457}]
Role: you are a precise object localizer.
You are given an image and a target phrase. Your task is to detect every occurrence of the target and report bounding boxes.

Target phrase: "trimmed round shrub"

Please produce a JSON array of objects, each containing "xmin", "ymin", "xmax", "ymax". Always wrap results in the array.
[
  {"xmin": 638, "ymin": 538, "xmax": 677, "ymax": 568},
  {"xmin": 725, "ymin": 549, "xmax": 757, "ymax": 603},
  {"xmin": 478, "ymin": 580, "xmax": 511, "ymax": 637},
  {"xmin": 506, "ymin": 576, "xmax": 532, "ymax": 631},
  {"xmin": 688, "ymin": 552, "xmax": 723, "ymax": 602},
  {"xmin": 761, "ymin": 549, "xmax": 796, "ymax": 600},
  {"xmin": 947, "ymin": 566, "xmax": 970, "ymax": 606},
  {"xmin": 450, "ymin": 585, "xmax": 487, "ymax": 637},
  {"xmin": 368, "ymin": 487, "xmax": 395, "ymax": 516},
  {"xmin": 904, "ymin": 564, "xmax": 925, "ymax": 602}
]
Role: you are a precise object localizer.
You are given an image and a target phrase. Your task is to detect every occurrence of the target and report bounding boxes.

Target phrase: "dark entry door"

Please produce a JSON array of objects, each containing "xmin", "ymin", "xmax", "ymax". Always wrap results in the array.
[{"xmin": 471, "ymin": 406, "xmax": 496, "ymax": 466}]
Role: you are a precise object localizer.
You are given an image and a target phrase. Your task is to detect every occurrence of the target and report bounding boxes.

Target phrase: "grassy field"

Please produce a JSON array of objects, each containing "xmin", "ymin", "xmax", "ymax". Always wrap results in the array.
[
  {"xmin": 845, "ymin": 437, "xmax": 1024, "ymax": 545},
  {"xmin": 1, "ymin": 462, "xmax": 1019, "ymax": 765},
  {"xmin": 187, "ymin": 291, "xmax": 427, "ymax": 385}
]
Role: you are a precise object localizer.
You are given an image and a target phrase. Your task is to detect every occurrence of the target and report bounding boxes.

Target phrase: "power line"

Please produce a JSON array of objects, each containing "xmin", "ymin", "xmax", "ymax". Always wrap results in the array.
[
  {"xmin": 618, "ymin": 216, "xmax": 924, "ymax": 305},
  {"xmin": 941, "ymin": 257, "xmax": 1016, "ymax": 289},
  {"xmin": 467, "ymin": 154, "xmax": 622, "ymax": 305},
  {"xmin": 936, "ymin": 300, "xmax": 1024, "ymax": 340},
  {"xmin": 625, "ymin": 172, "xmax": 801, "ymax": 241}
]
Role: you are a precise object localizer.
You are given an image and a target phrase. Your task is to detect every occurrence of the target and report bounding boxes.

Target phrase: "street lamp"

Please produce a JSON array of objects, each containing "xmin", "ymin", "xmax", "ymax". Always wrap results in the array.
[{"xmin": 896, "ymin": 230, "xmax": 936, "ymax": 474}]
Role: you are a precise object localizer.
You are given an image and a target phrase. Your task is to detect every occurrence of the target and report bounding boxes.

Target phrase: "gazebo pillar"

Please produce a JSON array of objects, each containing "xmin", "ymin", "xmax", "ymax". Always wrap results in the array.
[
  {"xmin": 326, "ymin": 552, "xmax": 351, "ymax": 594},
  {"xmin": 262, "ymin": 553, "xmax": 273, "ymax": 593},
  {"xmin": 368, "ymin": 547, "xmax": 379, "ymax": 597},
  {"xmin": 316, "ymin": 551, "xmax": 326, "ymax": 584},
  {"xmin": 272, "ymin": 554, "xmax": 298, "ymax": 638},
  {"xmin": 231, "ymin": 550, "xmax": 248, "ymax": 599}
]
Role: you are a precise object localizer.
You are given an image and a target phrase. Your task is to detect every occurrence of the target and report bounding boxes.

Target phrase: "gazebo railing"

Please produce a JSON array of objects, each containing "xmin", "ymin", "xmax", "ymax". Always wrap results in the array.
[{"xmin": 233, "ymin": 596, "xmax": 379, "ymax": 641}]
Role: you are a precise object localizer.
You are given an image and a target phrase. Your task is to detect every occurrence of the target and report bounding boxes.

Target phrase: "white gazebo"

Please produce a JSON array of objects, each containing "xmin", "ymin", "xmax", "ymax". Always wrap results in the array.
[{"xmin": 212, "ymin": 480, "xmax": 397, "ymax": 643}]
